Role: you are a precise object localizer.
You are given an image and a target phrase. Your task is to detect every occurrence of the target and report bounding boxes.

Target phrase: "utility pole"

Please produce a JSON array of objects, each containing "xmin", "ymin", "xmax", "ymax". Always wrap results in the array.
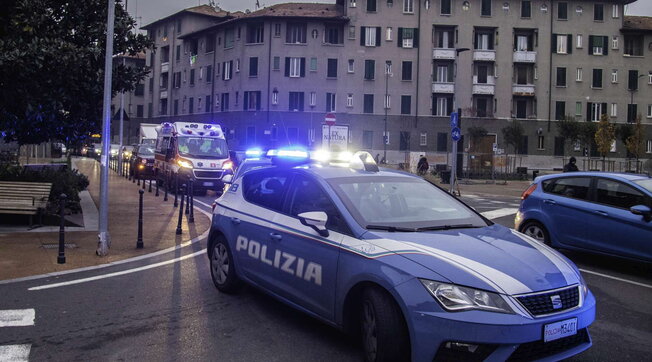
[
  {"xmin": 118, "ymin": 56, "xmax": 125, "ymax": 176},
  {"xmin": 97, "ymin": 0, "xmax": 116, "ymax": 256},
  {"xmin": 383, "ymin": 62, "xmax": 390, "ymax": 163}
]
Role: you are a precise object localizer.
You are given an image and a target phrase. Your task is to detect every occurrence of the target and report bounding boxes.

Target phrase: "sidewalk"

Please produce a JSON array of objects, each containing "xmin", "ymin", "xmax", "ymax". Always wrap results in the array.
[
  {"xmin": 426, "ymin": 175, "xmax": 531, "ymax": 198},
  {"xmin": 0, "ymin": 157, "xmax": 210, "ymax": 281}
]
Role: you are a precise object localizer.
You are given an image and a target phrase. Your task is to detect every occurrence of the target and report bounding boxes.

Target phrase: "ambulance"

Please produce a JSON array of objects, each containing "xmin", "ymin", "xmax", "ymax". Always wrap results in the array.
[{"xmin": 154, "ymin": 122, "xmax": 233, "ymax": 193}]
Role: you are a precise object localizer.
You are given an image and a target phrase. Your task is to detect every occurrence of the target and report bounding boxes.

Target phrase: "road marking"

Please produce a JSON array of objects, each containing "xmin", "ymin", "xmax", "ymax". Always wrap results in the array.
[
  {"xmin": 0, "ymin": 309, "xmax": 35, "ymax": 327},
  {"xmin": 481, "ymin": 208, "xmax": 519, "ymax": 220},
  {"xmin": 579, "ymin": 269, "xmax": 652, "ymax": 290},
  {"xmin": 193, "ymin": 198, "xmax": 215, "ymax": 211},
  {"xmin": 29, "ymin": 249, "xmax": 207, "ymax": 291},
  {"xmin": 0, "ymin": 344, "xmax": 31, "ymax": 361}
]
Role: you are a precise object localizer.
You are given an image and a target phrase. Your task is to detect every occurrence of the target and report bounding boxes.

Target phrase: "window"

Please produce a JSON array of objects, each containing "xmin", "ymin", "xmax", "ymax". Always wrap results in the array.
[
  {"xmin": 648, "ymin": 104, "xmax": 652, "ymax": 118},
  {"xmin": 204, "ymin": 35, "xmax": 215, "ymax": 53},
  {"xmin": 249, "ymin": 57, "xmax": 258, "ymax": 77},
  {"xmin": 220, "ymin": 93, "xmax": 230, "ymax": 111},
  {"xmin": 327, "ymin": 59, "xmax": 338, "ymax": 78},
  {"xmin": 576, "ymin": 34, "xmax": 583, "ymax": 48},
  {"xmin": 386, "ymin": 27, "xmax": 392, "ymax": 41},
  {"xmin": 362, "ymin": 130, "xmax": 373, "ymax": 149},
  {"xmin": 576, "ymin": 68, "xmax": 583, "ymax": 82},
  {"xmin": 475, "ymin": 31, "xmax": 495, "ymax": 50},
  {"xmin": 286, "ymin": 22, "xmax": 307, "ymax": 44},
  {"xmin": 244, "ymin": 91, "xmax": 261, "ymax": 110},
  {"xmin": 589, "ymin": 35, "xmax": 608, "ymax": 55},
  {"xmin": 173, "ymin": 72, "xmax": 181, "ymax": 88},
  {"xmin": 553, "ymin": 34, "xmax": 571, "ymax": 54},
  {"xmin": 348, "ymin": 59, "xmax": 355, "ymax": 73},
  {"xmin": 271, "ymin": 90, "xmax": 278, "ymax": 105},
  {"xmin": 310, "ymin": 57, "xmax": 318, "ymax": 72},
  {"xmin": 419, "ymin": 133, "xmax": 427, "ymax": 146},
  {"xmin": 246, "ymin": 23, "xmax": 264, "ymax": 44},
  {"xmin": 364, "ymin": 60, "xmax": 375, "ymax": 80},
  {"xmin": 437, "ymin": 133, "xmax": 448, "ymax": 152},
  {"xmin": 441, "ymin": 0, "xmax": 451, "ymax": 15},
  {"xmin": 649, "ymin": 72, "xmax": 652, "ymax": 84},
  {"xmin": 610, "ymin": 103, "xmax": 617, "ymax": 117},
  {"xmin": 385, "ymin": 61, "xmax": 392, "ymax": 75},
  {"xmin": 361, "ymin": 26, "xmax": 381, "ymax": 47},
  {"xmin": 555, "ymin": 101, "xmax": 565, "ymax": 120},
  {"xmin": 647, "ymin": 140, "xmax": 652, "ymax": 153},
  {"xmin": 627, "ymin": 104, "xmax": 637, "ymax": 123},
  {"xmin": 521, "ymin": 1, "xmax": 531, "ymax": 18},
  {"xmin": 363, "ymin": 94, "xmax": 374, "ymax": 113},
  {"xmin": 401, "ymin": 61, "xmax": 412, "ymax": 81},
  {"xmin": 557, "ymin": 2, "xmax": 568, "ymax": 20},
  {"xmin": 383, "ymin": 131, "xmax": 390, "ymax": 145},
  {"xmin": 575, "ymin": 102, "xmax": 582, "ymax": 116},
  {"xmin": 543, "ymin": 177, "xmax": 591, "ymax": 200},
  {"xmin": 384, "ymin": 94, "xmax": 391, "ymax": 109},
  {"xmin": 432, "ymin": 94, "xmax": 453, "ymax": 116},
  {"xmin": 223, "ymin": 60, "xmax": 233, "ymax": 80},
  {"xmin": 347, "ymin": 94, "xmax": 353, "ymax": 107},
  {"xmin": 274, "ymin": 23, "xmax": 281, "ymax": 37},
  {"xmin": 326, "ymin": 93, "xmax": 336, "ymax": 112},
  {"xmin": 434, "ymin": 63, "xmax": 453, "ymax": 82},
  {"xmin": 176, "ymin": 19, "xmax": 182, "ymax": 33},
  {"xmin": 242, "ymin": 170, "xmax": 290, "ymax": 212},
  {"xmin": 189, "ymin": 69, "xmax": 195, "ymax": 86},
  {"xmin": 481, "ymin": 0, "xmax": 491, "ymax": 16},
  {"xmin": 285, "ymin": 57, "xmax": 306, "ymax": 77},
  {"xmin": 537, "ymin": 135, "xmax": 545, "ymax": 150},
  {"xmin": 349, "ymin": 0, "xmax": 357, "ymax": 7},
  {"xmin": 595, "ymin": 179, "xmax": 646, "ymax": 210},
  {"xmin": 398, "ymin": 28, "xmax": 418, "ymax": 48},
  {"xmin": 160, "ymin": 45, "xmax": 170, "ymax": 63},
  {"xmin": 594, "ymin": 3, "xmax": 604, "ymax": 21},
  {"xmin": 205, "ymin": 95, "xmax": 212, "ymax": 113},
  {"xmin": 401, "ymin": 95, "xmax": 411, "ymax": 115},
  {"xmin": 556, "ymin": 67, "xmax": 567, "ymax": 87},
  {"xmin": 325, "ymin": 25, "xmax": 343, "ymax": 44},
  {"xmin": 592, "ymin": 69, "xmax": 603, "ymax": 88},
  {"xmin": 624, "ymin": 35, "xmax": 644, "ymax": 56},
  {"xmin": 515, "ymin": 35, "xmax": 531, "ymax": 51},
  {"xmin": 612, "ymin": 36, "xmax": 618, "ymax": 50},
  {"xmin": 588, "ymin": 102, "xmax": 608, "ymax": 121},
  {"xmin": 348, "ymin": 26, "xmax": 356, "ymax": 39},
  {"xmin": 311, "ymin": 29, "xmax": 318, "ymax": 39},
  {"xmin": 387, "ymin": 0, "xmax": 394, "ymax": 7},
  {"xmin": 611, "ymin": 69, "xmax": 618, "ymax": 83},
  {"xmin": 403, "ymin": 0, "xmax": 414, "ymax": 13},
  {"xmin": 188, "ymin": 97, "xmax": 194, "ymax": 114},
  {"xmin": 628, "ymin": 70, "xmax": 639, "ymax": 91},
  {"xmin": 310, "ymin": 92, "xmax": 316, "ymax": 106},
  {"xmin": 367, "ymin": 0, "xmax": 377, "ymax": 12},
  {"xmin": 235, "ymin": 59, "xmax": 240, "ymax": 72},
  {"xmin": 289, "ymin": 91, "xmax": 305, "ymax": 111},
  {"xmin": 612, "ymin": 4, "xmax": 619, "ymax": 18},
  {"xmin": 224, "ymin": 28, "xmax": 234, "ymax": 48},
  {"xmin": 288, "ymin": 174, "xmax": 349, "ymax": 235},
  {"xmin": 273, "ymin": 56, "xmax": 280, "ymax": 71}
]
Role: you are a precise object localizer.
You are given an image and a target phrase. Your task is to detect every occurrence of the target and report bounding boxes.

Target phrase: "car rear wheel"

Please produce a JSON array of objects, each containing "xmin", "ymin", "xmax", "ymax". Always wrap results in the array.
[
  {"xmin": 521, "ymin": 221, "xmax": 550, "ymax": 245},
  {"xmin": 360, "ymin": 287, "xmax": 410, "ymax": 362},
  {"xmin": 210, "ymin": 236, "xmax": 241, "ymax": 293}
]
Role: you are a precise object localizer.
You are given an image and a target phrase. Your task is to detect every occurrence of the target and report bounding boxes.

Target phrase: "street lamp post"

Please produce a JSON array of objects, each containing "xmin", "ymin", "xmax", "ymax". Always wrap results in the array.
[
  {"xmin": 383, "ymin": 62, "xmax": 391, "ymax": 163},
  {"xmin": 450, "ymin": 48, "xmax": 470, "ymax": 194}
]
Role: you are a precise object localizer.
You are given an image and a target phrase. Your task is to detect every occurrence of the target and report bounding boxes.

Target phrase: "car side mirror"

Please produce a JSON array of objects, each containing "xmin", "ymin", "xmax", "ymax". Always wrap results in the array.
[
  {"xmin": 298, "ymin": 211, "xmax": 329, "ymax": 237},
  {"xmin": 630, "ymin": 205, "xmax": 652, "ymax": 222},
  {"xmin": 222, "ymin": 174, "xmax": 233, "ymax": 184}
]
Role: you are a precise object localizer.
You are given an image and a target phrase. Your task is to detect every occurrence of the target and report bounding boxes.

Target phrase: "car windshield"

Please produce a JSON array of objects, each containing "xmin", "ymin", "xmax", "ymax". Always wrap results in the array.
[
  {"xmin": 328, "ymin": 176, "xmax": 488, "ymax": 230},
  {"xmin": 138, "ymin": 146, "xmax": 154, "ymax": 156},
  {"xmin": 633, "ymin": 179, "xmax": 652, "ymax": 193},
  {"xmin": 177, "ymin": 137, "xmax": 228, "ymax": 159}
]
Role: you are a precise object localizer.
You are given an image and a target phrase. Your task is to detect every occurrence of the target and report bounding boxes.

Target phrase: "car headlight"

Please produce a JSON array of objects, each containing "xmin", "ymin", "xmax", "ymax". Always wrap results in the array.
[
  {"xmin": 578, "ymin": 272, "xmax": 589, "ymax": 298},
  {"xmin": 420, "ymin": 279, "xmax": 515, "ymax": 314},
  {"xmin": 177, "ymin": 159, "xmax": 193, "ymax": 169}
]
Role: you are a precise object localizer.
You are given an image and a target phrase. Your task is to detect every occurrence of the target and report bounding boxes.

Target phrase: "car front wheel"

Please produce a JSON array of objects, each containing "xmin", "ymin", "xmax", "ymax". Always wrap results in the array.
[
  {"xmin": 360, "ymin": 287, "xmax": 410, "ymax": 362},
  {"xmin": 210, "ymin": 236, "xmax": 241, "ymax": 293},
  {"xmin": 520, "ymin": 220, "xmax": 551, "ymax": 245}
]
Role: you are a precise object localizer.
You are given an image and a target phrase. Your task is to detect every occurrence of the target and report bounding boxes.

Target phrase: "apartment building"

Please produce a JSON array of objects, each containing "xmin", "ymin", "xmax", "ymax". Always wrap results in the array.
[
  {"xmin": 140, "ymin": 1, "xmax": 652, "ymax": 168},
  {"xmin": 110, "ymin": 53, "xmax": 146, "ymax": 145}
]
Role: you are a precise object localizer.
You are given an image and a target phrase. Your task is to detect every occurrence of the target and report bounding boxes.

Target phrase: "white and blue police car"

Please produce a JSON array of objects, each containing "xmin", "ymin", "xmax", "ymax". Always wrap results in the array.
[{"xmin": 207, "ymin": 150, "xmax": 595, "ymax": 362}]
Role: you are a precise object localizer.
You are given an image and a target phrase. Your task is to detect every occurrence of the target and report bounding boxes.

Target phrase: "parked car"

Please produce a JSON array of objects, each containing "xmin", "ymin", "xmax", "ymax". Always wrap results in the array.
[
  {"xmin": 515, "ymin": 172, "xmax": 652, "ymax": 263},
  {"xmin": 129, "ymin": 144, "xmax": 155, "ymax": 179}
]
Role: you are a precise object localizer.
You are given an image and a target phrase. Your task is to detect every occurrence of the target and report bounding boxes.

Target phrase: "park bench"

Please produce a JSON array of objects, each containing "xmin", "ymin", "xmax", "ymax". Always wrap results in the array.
[{"xmin": 0, "ymin": 181, "xmax": 53, "ymax": 226}]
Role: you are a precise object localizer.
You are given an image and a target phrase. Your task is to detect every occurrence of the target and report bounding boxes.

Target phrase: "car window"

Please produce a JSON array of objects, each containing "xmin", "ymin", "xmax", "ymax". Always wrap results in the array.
[
  {"xmin": 542, "ymin": 177, "xmax": 591, "ymax": 200},
  {"xmin": 596, "ymin": 178, "xmax": 647, "ymax": 209},
  {"xmin": 242, "ymin": 170, "xmax": 289, "ymax": 212},
  {"xmin": 633, "ymin": 179, "xmax": 652, "ymax": 193},
  {"xmin": 288, "ymin": 174, "xmax": 350, "ymax": 235}
]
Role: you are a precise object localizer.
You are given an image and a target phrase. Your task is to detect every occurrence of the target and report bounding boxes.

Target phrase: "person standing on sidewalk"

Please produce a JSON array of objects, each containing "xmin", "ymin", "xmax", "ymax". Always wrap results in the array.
[{"xmin": 563, "ymin": 157, "xmax": 579, "ymax": 172}]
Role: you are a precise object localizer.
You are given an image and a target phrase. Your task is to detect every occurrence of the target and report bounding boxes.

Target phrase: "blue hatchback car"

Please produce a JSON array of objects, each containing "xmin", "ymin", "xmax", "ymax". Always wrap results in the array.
[
  {"xmin": 208, "ymin": 152, "xmax": 595, "ymax": 361},
  {"xmin": 515, "ymin": 172, "xmax": 652, "ymax": 263}
]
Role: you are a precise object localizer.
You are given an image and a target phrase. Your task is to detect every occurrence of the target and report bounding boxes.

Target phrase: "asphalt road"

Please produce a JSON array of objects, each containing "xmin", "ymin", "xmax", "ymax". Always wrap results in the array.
[{"xmin": 1, "ymin": 193, "xmax": 650, "ymax": 361}]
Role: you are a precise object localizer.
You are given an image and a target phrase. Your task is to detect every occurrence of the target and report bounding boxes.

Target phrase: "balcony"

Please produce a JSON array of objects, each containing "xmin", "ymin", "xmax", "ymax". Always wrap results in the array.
[
  {"xmin": 472, "ymin": 76, "xmax": 495, "ymax": 95},
  {"xmin": 161, "ymin": 62, "xmax": 169, "ymax": 73},
  {"xmin": 160, "ymin": 90, "xmax": 168, "ymax": 99},
  {"xmin": 513, "ymin": 51, "xmax": 537, "ymax": 63},
  {"xmin": 432, "ymin": 48, "xmax": 456, "ymax": 60},
  {"xmin": 512, "ymin": 84, "xmax": 536, "ymax": 96},
  {"xmin": 432, "ymin": 82, "xmax": 455, "ymax": 93},
  {"xmin": 473, "ymin": 50, "xmax": 496, "ymax": 62}
]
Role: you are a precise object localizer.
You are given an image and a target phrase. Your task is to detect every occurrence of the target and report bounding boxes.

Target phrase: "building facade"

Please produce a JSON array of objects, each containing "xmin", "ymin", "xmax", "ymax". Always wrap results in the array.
[
  {"xmin": 110, "ymin": 54, "xmax": 146, "ymax": 145},
  {"xmin": 139, "ymin": 1, "xmax": 652, "ymax": 170}
]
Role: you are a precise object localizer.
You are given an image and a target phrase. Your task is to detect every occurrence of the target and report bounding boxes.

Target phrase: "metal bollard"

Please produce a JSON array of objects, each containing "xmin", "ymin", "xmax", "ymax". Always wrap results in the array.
[
  {"xmin": 148, "ymin": 176, "xmax": 152, "ymax": 193},
  {"xmin": 173, "ymin": 173, "xmax": 179, "ymax": 207},
  {"xmin": 176, "ymin": 184, "xmax": 186, "ymax": 235},
  {"xmin": 188, "ymin": 180, "xmax": 195, "ymax": 223},
  {"xmin": 185, "ymin": 181, "xmax": 190, "ymax": 215},
  {"xmin": 155, "ymin": 169, "xmax": 160, "ymax": 197},
  {"xmin": 57, "ymin": 193, "xmax": 67, "ymax": 264},
  {"xmin": 163, "ymin": 170, "xmax": 169, "ymax": 201},
  {"xmin": 137, "ymin": 189, "xmax": 144, "ymax": 248},
  {"xmin": 137, "ymin": 174, "xmax": 140, "ymax": 186},
  {"xmin": 142, "ymin": 175, "xmax": 146, "ymax": 190}
]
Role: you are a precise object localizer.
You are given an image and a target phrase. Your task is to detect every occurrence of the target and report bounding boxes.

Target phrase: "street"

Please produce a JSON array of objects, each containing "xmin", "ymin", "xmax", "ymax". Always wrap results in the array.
[{"xmin": 1, "ymin": 191, "xmax": 650, "ymax": 361}]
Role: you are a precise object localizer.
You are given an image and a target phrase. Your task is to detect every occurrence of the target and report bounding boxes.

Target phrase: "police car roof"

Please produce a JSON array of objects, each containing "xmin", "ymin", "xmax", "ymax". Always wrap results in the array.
[{"xmin": 279, "ymin": 162, "xmax": 420, "ymax": 180}]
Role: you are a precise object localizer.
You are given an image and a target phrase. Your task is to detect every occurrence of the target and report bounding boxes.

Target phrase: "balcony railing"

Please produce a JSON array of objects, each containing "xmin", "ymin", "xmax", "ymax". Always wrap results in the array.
[
  {"xmin": 513, "ymin": 51, "xmax": 537, "ymax": 63},
  {"xmin": 473, "ymin": 50, "xmax": 496, "ymax": 62},
  {"xmin": 432, "ymin": 48, "xmax": 456, "ymax": 60},
  {"xmin": 472, "ymin": 84, "xmax": 495, "ymax": 95},
  {"xmin": 161, "ymin": 62, "xmax": 169, "ymax": 73},
  {"xmin": 432, "ymin": 82, "xmax": 455, "ymax": 93},
  {"xmin": 160, "ymin": 90, "xmax": 168, "ymax": 99},
  {"xmin": 512, "ymin": 84, "xmax": 536, "ymax": 96}
]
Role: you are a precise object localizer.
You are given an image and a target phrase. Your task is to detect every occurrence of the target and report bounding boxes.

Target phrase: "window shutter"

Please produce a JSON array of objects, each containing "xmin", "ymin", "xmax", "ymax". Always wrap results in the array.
[
  {"xmin": 587, "ymin": 102, "xmax": 592, "ymax": 119},
  {"xmin": 588, "ymin": 35, "xmax": 593, "ymax": 54},
  {"xmin": 567, "ymin": 35, "xmax": 572, "ymax": 54},
  {"xmin": 360, "ymin": 27, "xmax": 365, "ymax": 46},
  {"xmin": 447, "ymin": 63, "xmax": 454, "ymax": 82},
  {"xmin": 222, "ymin": 62, "xmax": 226, "ymax": 80},
  {"xmin": 513, "ymin": 33, "xmax": 517, "ymax": 51},
  {"xmin": 551, "ymin": 34, "xmax": 557, "ymax": 53},
  {"xmin": 488, "ymin": 33, "xmax": 494, "ymax": 49},
  {"xmin": 474, "ymin": 31, "xmax": 478, "ymax": 49},
  {"xmin": 601, "ymin": 103, "xmax": 607, "ymax": 116},
  {"xmin": 284, "ymin": 57, "xmax": 290, "ymax": 77},
  {"xmin": 446, "ymin": 96, "xmax": 453, "ymax": 115},
  {"xmin": 603, "ymin": 36, "xmax": 608, "ymax": 55},
  {"xmin": 256, "ymin": 92, "xmax": 262, "ymax": 110},
  {"xmin": 413, "ymin": 29, "xmax": 419, "ymax": 48},
  {"xmin": 299, "ymin": 93, "xmax": 304, "ymax": 111},
  {"xmin": 376, "ymin": 27, "xmax": 381, "ymax": 46},
  {"xmin": 397, "ymin": 27, "xmax": 403, "ymax": 47},
  {"xmin": 244, "ymin": 92, "xmax": 249, "ymax": 110},
  {"xmin": 300, "ymin": 57, "xmax": 306, "ymax": 77}
]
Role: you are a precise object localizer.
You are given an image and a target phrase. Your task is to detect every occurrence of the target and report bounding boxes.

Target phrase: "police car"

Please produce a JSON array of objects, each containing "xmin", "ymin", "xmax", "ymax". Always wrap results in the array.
[{"xmin": 207, "ymin": 150, "xmax": 595, "ymax": 362}]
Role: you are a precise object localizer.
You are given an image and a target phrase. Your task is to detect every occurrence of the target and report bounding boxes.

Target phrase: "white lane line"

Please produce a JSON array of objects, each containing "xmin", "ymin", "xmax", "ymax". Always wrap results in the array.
[
  {"xmin": 0, "ymin": 309, "xmax": 35, "ymax": 327},
  {"xmin": 29, "ymin": 249, "xmax": 207, "ymax": 291},
  {"xmin": 0, "ymin": 344, "xmax": 31, "ymax": 362},
  {"xmin": 0, "ymin": 206, "xmax": 212, "ymax": 286},
  {"xmin": 193, "ymin": 198, "xmax": 215, "ymax": 210},
  {"xmin": 481, "ymin": 208, "xmax": 519, "ymax": 220},
  {"xmin": 579, "ymin": 269, "xmax": 652, "ymax": 290}
]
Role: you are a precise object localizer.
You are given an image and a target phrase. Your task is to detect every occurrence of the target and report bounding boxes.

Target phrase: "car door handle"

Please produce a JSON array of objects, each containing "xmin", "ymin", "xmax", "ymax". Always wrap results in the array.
[
  {"xmin": 269, "ymin": 233, "xmax": 282, "ymax": 241},
  {"xmin": 594, "ymin": 210, "xmax": 608, "ymax": 217},
  {"xmin": 231, "ymin": 217, "xmax": 240, "ymax": 224},
  {"xmin": 543, "ymin": 199, "xmax": 557, "ymax": 205}
]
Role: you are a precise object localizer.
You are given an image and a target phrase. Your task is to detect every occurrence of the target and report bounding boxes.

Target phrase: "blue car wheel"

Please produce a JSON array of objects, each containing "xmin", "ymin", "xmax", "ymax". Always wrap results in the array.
[
  {"xmin": 361, "ymin": 288, "xmax": 410, "ymax": 362},
  {"xmin": 521, "ymin": 220, "xmax": 551, "ymax": 245},
  {"xmin": 210, "ymin": 236, "xmax": 241, "ymax": 293}
]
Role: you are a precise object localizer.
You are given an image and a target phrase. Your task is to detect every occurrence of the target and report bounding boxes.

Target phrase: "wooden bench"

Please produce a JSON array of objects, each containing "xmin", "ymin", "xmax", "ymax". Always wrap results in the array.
[{"xmin": 0, "ymin": 181, "xmax": 53, "ymax": 226}]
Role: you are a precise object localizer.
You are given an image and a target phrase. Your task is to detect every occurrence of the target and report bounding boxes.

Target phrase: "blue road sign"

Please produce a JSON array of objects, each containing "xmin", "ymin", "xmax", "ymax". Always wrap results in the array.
[
  {"xmin": 451, "ymin": 127, "xmax": 461, "ymax": 141},
  {"xmin": 450, "ymin": 112, "xmax": 459, "ymax": 128}
]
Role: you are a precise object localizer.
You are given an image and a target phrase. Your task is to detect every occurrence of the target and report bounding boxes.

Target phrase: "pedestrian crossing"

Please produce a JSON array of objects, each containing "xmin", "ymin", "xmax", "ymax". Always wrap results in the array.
[{"xmin": 0, "ymin": 309, "xmax": 33, "ymax": 362}]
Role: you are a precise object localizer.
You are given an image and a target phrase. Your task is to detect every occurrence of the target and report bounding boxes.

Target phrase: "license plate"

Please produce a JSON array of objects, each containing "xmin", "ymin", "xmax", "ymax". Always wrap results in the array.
[
  {"xmin": 203, "ymin": 182, "xmax": 214, "ymax": 187},
  {"xmin": 543, "ymin": 318, "xmax": 577, "ymax": 342}
]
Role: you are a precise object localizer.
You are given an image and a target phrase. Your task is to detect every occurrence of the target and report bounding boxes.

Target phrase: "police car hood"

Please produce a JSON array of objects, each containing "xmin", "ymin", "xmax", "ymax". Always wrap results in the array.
[{"xmin": 362, "ymin": 224, "xmax": 580, "ymax": 295}]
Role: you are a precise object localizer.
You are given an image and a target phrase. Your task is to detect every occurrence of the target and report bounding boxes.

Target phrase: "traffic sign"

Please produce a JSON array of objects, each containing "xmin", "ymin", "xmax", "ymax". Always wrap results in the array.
[
  {"xmin": 450, "ymin": 112, "xmax": 458, "ymax": 128},
  {"xmin": 492, "ymin": 143, "xmax": 497, "ymax": 152},
  {"xmin": 325, "ymin": 113, "xmax": 336, "ymax": 126},
  {"xmin": 451, "ymin": 127, "xmax": 461, "ymax": 141}
]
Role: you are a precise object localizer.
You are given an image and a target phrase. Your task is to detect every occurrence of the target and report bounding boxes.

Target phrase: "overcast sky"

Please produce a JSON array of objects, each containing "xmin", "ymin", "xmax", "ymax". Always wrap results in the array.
[{"xmin": 127, "ymin": 0, "xmax": 652, "ymax": 28}]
